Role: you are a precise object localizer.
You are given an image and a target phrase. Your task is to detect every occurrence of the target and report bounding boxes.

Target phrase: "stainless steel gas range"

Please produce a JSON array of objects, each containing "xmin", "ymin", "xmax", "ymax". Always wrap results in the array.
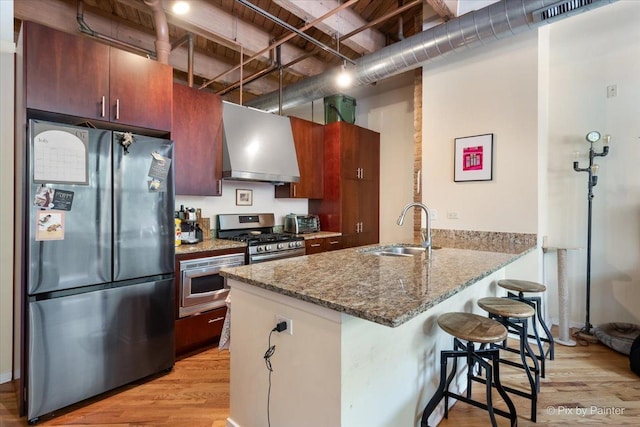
[{"xmin": 217, "ymin": 213, "xmax": 305, "ymax": 264}]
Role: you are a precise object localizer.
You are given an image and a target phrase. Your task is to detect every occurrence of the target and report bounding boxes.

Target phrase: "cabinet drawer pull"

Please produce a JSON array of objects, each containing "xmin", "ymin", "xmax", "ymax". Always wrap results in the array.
[
  {"xmin": 101, "ymin": 95, "xmax": 106, "ymax": 118},
  {"xmin": 329, "ymin": 240, "xmax": 340, "ymax": 245},
  {"xmin": 310, "ymin": 243, "xmax": 321, "ymax": 247},
  {"xmin": 208, "ymin": 316, "xmax": 224, "ymax": 324},
  {"xmin": 115, "ymin": 98, "xmax": 120, "ymax": 120}
]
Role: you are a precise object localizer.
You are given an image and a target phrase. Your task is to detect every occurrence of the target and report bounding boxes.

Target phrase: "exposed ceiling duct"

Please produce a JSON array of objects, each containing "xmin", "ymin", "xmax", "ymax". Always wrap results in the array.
[
  {"xmin": 143, "ymin": 0, "xmax": 170, "ymax": 64},
  {"xmin": 246, "ymin": 0, "xmax": 617, "ymax": 113}
]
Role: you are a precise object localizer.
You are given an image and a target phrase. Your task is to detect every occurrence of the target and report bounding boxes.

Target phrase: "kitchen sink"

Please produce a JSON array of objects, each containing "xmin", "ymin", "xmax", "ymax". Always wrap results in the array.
[{"xmin": 360, "ymin": 245, "xmax": 441, "ymax": 257}]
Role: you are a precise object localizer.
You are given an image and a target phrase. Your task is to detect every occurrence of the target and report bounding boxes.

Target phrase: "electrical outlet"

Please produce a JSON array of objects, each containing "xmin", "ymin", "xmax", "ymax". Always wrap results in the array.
[
  {"xmin": 431, "ymin": 209, "xmax": 438, "ymax": 220},
  {"xmin": 607, "ymin": 84, "xmax": 617, "ymax": 98},
  {"xmin": 275, "ymin": 315, "xmax": 293, "ymax": 335},
  {"xmin": 446, "ymin": 211, "xmax": 459, "ymax": 219}
]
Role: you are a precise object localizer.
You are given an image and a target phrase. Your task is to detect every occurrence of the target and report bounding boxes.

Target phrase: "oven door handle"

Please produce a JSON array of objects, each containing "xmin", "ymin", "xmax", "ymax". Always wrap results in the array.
[
  {"xmin": 182, "ymin": 261, "xmax": 242, "ymax": 279},
  {"xmin": 250, "ymin": 249, "xmax": 306, "ymax": 263},
  {"xmin": 182, "ymin": 287, "xmax": 226, "ymax": 300}
]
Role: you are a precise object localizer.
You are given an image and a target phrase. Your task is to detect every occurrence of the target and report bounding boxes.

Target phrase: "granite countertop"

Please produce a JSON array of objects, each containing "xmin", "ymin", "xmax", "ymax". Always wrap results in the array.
[
  {"xmin": 175, "ymin": 238, "xmax": 246, "ymax": 255},
  {"xmin": 220, "ymin": 234, "xmax": 536, "ymax": 327}
]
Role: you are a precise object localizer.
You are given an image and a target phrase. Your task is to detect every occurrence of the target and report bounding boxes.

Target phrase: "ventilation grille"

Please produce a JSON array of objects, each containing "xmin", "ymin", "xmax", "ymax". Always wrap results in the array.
[{"xmin": 532, "ymin": 0, "xmax": 594, "ymax": 22}]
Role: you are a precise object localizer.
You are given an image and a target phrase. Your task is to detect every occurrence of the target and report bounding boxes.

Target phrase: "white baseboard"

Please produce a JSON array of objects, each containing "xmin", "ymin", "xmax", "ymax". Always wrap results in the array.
[{"xmin": 0, "ymin": 371, "xmax": 11, "ymax": 384}]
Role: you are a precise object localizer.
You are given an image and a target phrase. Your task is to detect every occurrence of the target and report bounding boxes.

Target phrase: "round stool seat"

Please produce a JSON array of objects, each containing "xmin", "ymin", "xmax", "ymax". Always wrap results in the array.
[
  {"xmin": 478, "ymin": 297, "xmax": 535, "ymax": 319},
  {"xmin": 498, "ymin": 279, "xmax": 546, "ymax": 293},
  {"xmin": 438, "ymin": 312, "xmax": 507, "ymax": 343}
]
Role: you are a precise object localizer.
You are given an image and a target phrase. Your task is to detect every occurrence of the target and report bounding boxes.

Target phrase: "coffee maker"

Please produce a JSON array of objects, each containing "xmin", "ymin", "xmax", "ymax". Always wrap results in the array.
[{"xmin": 176, "ymin": 206, "xmax": 203, "ymax": 244}]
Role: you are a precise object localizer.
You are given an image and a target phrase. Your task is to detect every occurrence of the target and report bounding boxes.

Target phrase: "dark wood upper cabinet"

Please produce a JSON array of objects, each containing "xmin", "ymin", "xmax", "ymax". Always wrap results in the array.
[
  {"xmin": 309, "ymin": 122, "xmax": 380, "ymax": 248},
  {"xmin": 275, "ymin": 117, "xmax": 324, "ymax": 199},
  {"xmin": 109, "ymin": 48, "xmax": 172, "ymax": 132},
  {"xmin": 172, "ymin": 83, "xmax": 223, "ymax": 196},
  {"xmin": 22, "ymin": 21, "xmax": 172, "ymax": 132}
]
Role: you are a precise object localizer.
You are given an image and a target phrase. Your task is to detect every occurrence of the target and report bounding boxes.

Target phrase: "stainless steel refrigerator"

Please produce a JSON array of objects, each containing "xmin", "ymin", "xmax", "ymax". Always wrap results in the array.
[{"xmin": 21, "ymin": 119, "xmax": 175, "ymax": 423}]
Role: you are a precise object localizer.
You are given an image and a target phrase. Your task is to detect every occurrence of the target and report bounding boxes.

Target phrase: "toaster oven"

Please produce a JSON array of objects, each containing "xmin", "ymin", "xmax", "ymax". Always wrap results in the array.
[{"xmin": 284, "ymin": 214, "xmax": 320, "ymax": 234}]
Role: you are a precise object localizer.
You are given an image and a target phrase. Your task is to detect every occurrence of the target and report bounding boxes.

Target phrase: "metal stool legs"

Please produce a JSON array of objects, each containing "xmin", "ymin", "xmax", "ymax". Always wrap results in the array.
[
  {"xmin": 487, "ymin": 315, "xmax": 540, "ymax": 422},
  {"xmin": 506, "ymin": 291, "xmax": 555, "ymax": 376},
  {"xmin": 421, "ymin": 338, "xmax": 518, "ymax": 427}
]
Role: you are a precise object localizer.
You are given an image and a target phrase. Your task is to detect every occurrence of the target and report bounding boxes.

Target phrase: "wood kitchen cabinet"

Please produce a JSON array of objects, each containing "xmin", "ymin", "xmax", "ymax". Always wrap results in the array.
[
  {"xmin": 172, "ymin": 83, "xmax": 223, "ymax": 196},
  {"xmin": 305, "ymin": 236, "xmax": 343, "ymax": 254},
  {"xmin": 175, "ymin": 306, "xmax": 227, "ymax": 357},
  {"xmin": 275, "ymin": 117, "xmax": 324, "ymax": 199},
  {"xmin": 309, "ymin": 122, "xmax": 380, "ymax": 248},
  {"xmin": 22, "ymin": 21, "xmax": 172, "ymax": 132}
]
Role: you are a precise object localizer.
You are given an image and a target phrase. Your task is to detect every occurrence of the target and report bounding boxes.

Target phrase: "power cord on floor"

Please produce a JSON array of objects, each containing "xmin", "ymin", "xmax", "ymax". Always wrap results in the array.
[{"xmin": 264, "ymin": 321, "xmax": 287, "ymax": 427}]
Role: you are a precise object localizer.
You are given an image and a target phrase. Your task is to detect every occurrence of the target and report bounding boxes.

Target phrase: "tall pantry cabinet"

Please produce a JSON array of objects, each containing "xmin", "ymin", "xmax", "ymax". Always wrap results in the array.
[{"xmin": 310, "ymin": 121, "xmax": 380, "ymax": 248}]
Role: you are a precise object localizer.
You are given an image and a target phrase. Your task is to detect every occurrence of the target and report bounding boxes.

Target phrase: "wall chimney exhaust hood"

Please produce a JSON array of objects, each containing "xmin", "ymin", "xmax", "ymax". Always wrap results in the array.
[{"xmin": 222, "ymin": 101, "xmax": 300, "ymax": 184}]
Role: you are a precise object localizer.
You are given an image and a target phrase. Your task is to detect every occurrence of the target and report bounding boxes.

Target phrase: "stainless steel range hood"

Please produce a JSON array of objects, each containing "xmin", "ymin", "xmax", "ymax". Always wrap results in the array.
[{"xmin": 222, "ymin": 101, "xmax": 300, "ymax": 184}]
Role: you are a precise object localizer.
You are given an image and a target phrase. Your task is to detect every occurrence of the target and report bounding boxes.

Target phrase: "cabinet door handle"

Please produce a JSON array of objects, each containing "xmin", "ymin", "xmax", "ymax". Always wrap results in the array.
[
  {"xmin": 360, "ymin": 168, "xmax": 364, "ymax": 179},
  {"xmin": 293, "ymin": 184, "xmax": 296, "ymax": 197},
  {"xmin": 208, "ymin": 316, "xmax": 224, "ymax": 324},
  {"xmin": 101, "ymin": 95, "xmax": 106, "ymax": 118},
  {"xmin": 115, "ymin": 98, "xmax": 120, "ymax": 120}
]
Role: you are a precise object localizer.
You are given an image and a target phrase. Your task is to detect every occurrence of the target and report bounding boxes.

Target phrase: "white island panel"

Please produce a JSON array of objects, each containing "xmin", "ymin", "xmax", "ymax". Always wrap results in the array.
[{"xmin": 227, "ymin": 267, "xmax": 507, "ymax": 427}]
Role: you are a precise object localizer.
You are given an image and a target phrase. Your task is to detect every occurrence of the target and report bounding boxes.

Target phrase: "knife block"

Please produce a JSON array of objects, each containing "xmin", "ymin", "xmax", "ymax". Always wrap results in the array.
[{"xmin": 196, "ymin": 217, "xmax": 211, "ymax": 241}]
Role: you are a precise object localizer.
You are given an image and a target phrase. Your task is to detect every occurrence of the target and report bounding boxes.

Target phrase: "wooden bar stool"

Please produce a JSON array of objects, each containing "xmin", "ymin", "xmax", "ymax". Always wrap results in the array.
[
  {"xmin": 498, "ymin": 279, "xmax": 555, "ymax": 377},
  {"xmin": 421, "ymin": 312, "xmax": 517, "ymax": 427},
  {"xmin": 477, "ymin": 297, "xmax": 540, "ymax": 422}
]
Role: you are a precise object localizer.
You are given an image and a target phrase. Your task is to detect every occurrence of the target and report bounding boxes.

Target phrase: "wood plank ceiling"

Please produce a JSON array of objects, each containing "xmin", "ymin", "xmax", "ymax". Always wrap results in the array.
[{"xmin": 14, "ymin": 0, "xmax": 441, "ymax": 105}]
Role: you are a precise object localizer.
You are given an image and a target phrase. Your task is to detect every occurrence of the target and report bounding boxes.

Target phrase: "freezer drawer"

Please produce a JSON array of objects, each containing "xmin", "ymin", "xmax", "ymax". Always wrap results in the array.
[{"xmin": 27, "ymin": 278, "xmax": 174, "ymax": 421}]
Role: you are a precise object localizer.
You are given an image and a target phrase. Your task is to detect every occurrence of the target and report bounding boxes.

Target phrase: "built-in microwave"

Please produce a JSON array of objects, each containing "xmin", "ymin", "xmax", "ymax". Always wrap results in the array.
[{"xmin": 178, "ymin": 253, "xmax": 245, "ymax": 318}]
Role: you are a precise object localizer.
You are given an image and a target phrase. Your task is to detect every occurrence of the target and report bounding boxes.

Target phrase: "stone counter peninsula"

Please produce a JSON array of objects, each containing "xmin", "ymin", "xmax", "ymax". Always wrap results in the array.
[{"xmin": 222, "ymin": 231, "xmax": 537, "ymax": 427}]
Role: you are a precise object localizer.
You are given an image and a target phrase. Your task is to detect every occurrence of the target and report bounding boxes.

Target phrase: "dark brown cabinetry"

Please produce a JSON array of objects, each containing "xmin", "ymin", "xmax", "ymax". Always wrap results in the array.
[
  {"xmin": 305, "ymin": 236, "xmax": 343, "ymax": 254},
  {"xmin": 310, "ymin": 122, "xmax": 380, "ymax": 248},
  {"xmin": 175, "ymin": 306, "xmax": 227, "ymax": 357},
  {"xmin": 275, "ymin": 117, "xmax": 324, "ymax": 199},
  {"xmin": 172, "ymin": 83, "xmax": 223, "ymax": 196},
  {"xmin": 22, "ymin": 21, "xmax": 172, "ymax": 132}
]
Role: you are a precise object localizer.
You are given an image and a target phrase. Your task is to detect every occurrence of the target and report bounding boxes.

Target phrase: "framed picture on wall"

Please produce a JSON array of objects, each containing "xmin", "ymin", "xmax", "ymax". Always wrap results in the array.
[
  {"xmin": 454, "ymin": 133, "xmax": 493, "ymax": 182},
  {"xmin": 236, "ymin": 189, "xmax": 253, "ymax": 206}
]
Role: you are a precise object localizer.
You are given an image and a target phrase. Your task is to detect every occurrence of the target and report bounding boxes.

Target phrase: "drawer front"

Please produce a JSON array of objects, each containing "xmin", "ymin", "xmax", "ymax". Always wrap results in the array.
[
  {"xmin": 325, "ymin": 236, "xmax": 343, "ymax": 251},
  {"xmin": 305, "ymin": 239, "xmax": 325, "ymax": 254},
  {"xmin": 175, "ymin": 306, "xmax": 227, "ymax": 356}
]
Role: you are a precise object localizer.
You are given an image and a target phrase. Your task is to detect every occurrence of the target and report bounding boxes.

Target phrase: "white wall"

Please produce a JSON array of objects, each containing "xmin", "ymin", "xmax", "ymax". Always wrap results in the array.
[
  {"xmin": 421, "ymin": 0, "xmax": 640, "ymax": 329},
  {"xmin": 545, "ymin": 1, "xmax": 640, "ymax": 328},
  {"xmin": 422, "ymin": 31, "xmax": 539, "ymax": 233},
  {"xmin": 176, "ymin": 181, "xmax": 308, "ymax": 230},
  {"xmin": 0, "ymin": 0, "xmax": 15, "ymax": 384}
]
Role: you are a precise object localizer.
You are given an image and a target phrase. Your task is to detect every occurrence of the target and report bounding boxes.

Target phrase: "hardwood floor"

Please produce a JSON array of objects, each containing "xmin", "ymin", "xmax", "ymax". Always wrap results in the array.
[
  {"xmin": 0, "ymin": 347, "xmax": 230, "ymax": 427},
  {"xmin": 1, "ymin": 330, "xmax": 639, "ymax": 426}
]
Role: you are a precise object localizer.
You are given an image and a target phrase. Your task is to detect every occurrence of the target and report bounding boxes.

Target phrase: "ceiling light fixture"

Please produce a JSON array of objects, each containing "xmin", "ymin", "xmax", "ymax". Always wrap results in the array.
[
  {"xmin": 336, "ymin": 60, "xmax": 352, "ymax": 88},
  {"xmin": 172, "ymin": 1, "xmax": 190, "ymax": 15}
]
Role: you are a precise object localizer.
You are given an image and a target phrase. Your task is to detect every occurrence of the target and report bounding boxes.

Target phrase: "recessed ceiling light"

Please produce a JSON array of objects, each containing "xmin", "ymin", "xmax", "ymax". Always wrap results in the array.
[{"xmin": 172, "ymin": 1, "xmax": 190, "ymax": 15}]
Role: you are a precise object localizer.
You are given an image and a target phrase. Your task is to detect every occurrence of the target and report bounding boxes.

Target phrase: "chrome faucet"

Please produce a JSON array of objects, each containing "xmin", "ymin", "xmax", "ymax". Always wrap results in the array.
[{"xmin": 397, "ymin": 202, "xmax": 432, "ymax": 252}]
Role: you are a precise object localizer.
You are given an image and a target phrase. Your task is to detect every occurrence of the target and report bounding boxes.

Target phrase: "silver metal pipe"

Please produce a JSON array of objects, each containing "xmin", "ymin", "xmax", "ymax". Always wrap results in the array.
[
  {"xmin": 143, "ymin": 0, "xmax": 170, "ymax": 64},
  {"xmin": 247, "ymin": 0, "xmax": 617, "ymax": 113},
  {"xmin": 235, "ymin": 0, "xmax": 356, "ymax": 65},
  {"xmin": 76, "ymin": 0, "xmax": 155, "ymax": 58}
]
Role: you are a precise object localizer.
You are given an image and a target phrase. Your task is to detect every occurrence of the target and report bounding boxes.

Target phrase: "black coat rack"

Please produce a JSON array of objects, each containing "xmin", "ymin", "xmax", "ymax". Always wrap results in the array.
[{"xmin": 572, "ymin": 131, "xmax": 610, "ymax": 337}]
